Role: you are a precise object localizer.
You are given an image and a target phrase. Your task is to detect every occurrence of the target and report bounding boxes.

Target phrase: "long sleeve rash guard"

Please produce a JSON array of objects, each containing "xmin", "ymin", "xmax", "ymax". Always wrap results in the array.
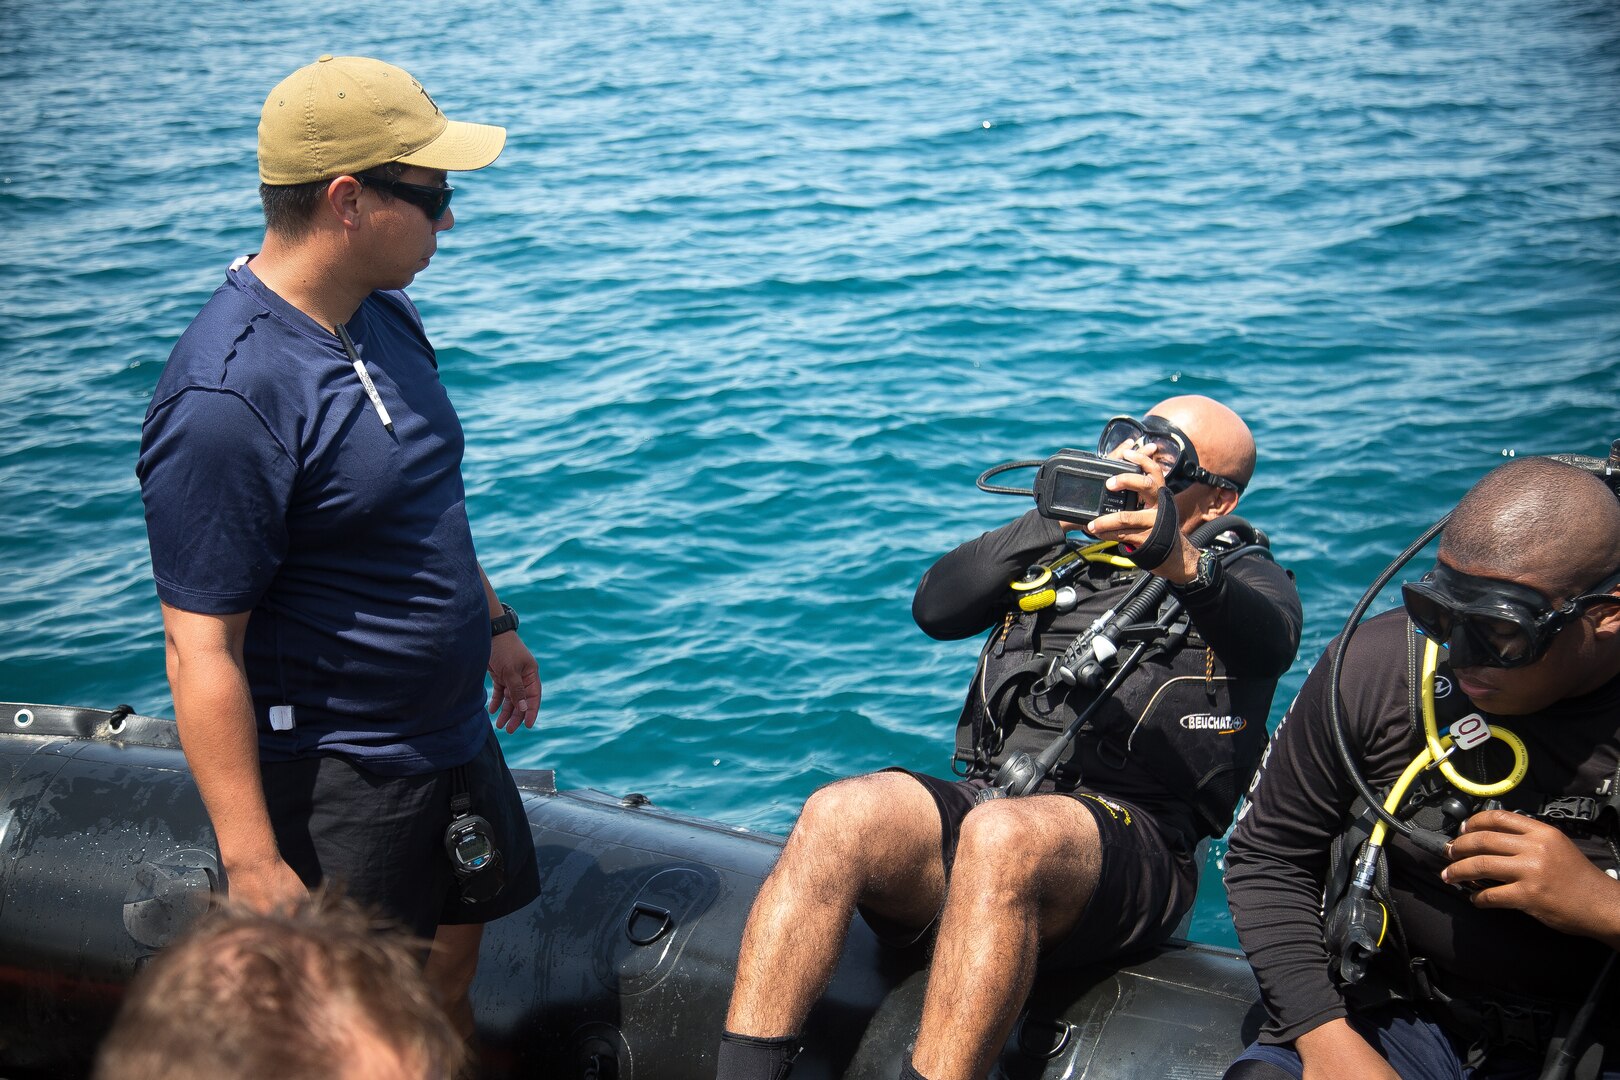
[
  {"xmin": 913, "ymin": 509, "xmax": 1301, "ymax": 679},
  {"xmin": 1226, "ymin": 610, "xmax": 1620, "ymax": 1045}
]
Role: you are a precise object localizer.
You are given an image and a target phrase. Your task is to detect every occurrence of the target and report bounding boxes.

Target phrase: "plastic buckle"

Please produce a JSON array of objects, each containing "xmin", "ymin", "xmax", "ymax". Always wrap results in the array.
[{"xmin": 1539, "ymin": 796, "xmax": 1600, "ymax": 838}]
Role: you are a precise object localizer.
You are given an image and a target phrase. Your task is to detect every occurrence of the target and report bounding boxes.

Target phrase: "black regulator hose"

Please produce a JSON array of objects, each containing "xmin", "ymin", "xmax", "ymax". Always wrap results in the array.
[
  {"xmin": 1327, "ymin": 514, "xmax": 1452, "ymax": 854},
  {"xmin": 975, "ymin": 460, "xmax": 1043, "ymax": 497},
  {"xmin": 1094, "ymin": 515, "xmax": 1265, "ymax": 647},
  {"xmin": 1192, "ymin": 513, "xmax": 1263, "ymax": 552},
  {"xmin": 1542, "ymin": 952, "xmax": 1617, "ymax": 1080},
  {"xmin": 1066, "ymin": 514, "xmax": 1263, "ymax": 688}
]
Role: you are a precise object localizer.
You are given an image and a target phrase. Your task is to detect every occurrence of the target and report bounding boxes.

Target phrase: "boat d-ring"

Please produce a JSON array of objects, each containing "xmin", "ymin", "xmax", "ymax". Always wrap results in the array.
[
  {"xmin": 625, "ymin": 901, "xmax": 673, "ymax": 946},
  {"xmin": 1016, "ymin": 1016, "xmax": 1073, "ymax": 1059}
]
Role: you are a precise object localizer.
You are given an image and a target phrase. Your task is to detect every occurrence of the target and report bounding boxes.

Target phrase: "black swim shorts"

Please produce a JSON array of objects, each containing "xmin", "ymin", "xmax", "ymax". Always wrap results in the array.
[
  {"xmin": 858, "ymin": 770, "xmax": 1198, "ymax": 970},
  {"xmin": 260, "ymin": 728, "xmax": 542, "ymax": 939}
]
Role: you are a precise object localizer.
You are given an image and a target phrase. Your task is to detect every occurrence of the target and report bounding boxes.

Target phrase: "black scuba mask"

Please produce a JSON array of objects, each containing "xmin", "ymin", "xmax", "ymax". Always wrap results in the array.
[
  {"xmin": 1401, "ymin": 562, "xmax": 1620, "ymax": 669},
  {"xmin": 1097, "ymin": 415, "xmax": 1245, "ymax": 495}
]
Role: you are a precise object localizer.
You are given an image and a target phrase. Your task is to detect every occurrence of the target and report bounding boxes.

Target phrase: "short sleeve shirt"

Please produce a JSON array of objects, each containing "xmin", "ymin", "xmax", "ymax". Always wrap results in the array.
[{"xmin": 137, "ymin": 260, "xmax": 490, "ymax": 774}]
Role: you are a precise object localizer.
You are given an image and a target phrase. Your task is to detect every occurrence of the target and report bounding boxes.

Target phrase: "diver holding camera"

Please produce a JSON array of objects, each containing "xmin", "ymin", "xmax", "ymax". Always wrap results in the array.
[
  {"xmin": 717, "ymin": 395, "xmax": 1301, "ymax": 1080},
  {"xmin": 979, "ymin": 410, "xmax": 1253, "ymax": 588}
]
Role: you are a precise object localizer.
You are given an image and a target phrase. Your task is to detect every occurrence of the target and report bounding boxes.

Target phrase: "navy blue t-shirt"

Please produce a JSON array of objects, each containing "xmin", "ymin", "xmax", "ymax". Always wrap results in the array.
[{"xmin": 137, "ymin": 260, "xmax": 491, "ymax": 774}]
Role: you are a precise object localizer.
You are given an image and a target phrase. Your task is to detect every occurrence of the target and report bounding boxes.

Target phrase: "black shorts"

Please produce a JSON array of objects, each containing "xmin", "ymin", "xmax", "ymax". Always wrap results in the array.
[
  {"xmin": 260, "ymin": 729, "xmax": 542, "ymax": 939},
  {"xmin": 858, "ymin": 770, "xmax": 1198, "ymax": 970}
]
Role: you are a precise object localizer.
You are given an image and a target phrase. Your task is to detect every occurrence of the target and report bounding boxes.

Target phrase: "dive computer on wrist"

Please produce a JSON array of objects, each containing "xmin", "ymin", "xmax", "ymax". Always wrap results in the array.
[{"xmin": 1180, "ymin": 547, "xmax": 1220, "ymax": 593}]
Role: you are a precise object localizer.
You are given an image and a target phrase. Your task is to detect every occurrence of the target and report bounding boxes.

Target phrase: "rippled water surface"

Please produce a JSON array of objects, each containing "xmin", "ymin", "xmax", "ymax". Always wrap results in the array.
[{"xmin": 2, "ymin": 0, "xmax": 1618, "ymax": 946}]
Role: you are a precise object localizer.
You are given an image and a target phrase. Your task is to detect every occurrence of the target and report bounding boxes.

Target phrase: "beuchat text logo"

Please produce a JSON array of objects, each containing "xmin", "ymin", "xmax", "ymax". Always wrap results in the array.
[{"xmin": 1179, "ymin": 713, "xmax": 1246, "ymax": 734}]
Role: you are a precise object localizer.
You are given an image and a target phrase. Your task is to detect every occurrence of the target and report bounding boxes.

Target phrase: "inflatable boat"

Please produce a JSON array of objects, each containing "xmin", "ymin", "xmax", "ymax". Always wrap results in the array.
[{"xmin": 0, "ymin": 702, "xmax": 1264, "ymax": 1079}]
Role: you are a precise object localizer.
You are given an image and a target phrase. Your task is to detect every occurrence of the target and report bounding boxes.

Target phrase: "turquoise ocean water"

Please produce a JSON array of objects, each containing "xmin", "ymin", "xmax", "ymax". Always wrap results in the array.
[{"xmin": 2, "ymin": 0, "xmax": 1617, "ymax": 947}]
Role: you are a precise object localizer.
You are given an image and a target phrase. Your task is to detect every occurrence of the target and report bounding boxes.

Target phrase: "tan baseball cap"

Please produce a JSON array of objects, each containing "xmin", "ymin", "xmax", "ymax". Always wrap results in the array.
[{"xmin": 258, "ymin": 55, "xmax": 506, "ymax": 185}]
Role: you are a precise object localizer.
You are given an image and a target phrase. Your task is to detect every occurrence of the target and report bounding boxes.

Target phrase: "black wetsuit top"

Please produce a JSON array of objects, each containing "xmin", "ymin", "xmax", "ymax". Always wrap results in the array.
[
  {"xmin": 1227, "ymin": 610, "xmax": 1620, "ymax": 1046},
  {"xmin": 914, "ymin": 509, "xmax": 1302, "ymax": 848}
]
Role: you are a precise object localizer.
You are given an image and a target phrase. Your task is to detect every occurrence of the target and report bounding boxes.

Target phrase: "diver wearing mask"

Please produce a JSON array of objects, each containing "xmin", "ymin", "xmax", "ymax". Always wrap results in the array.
[
  {"xmin": 718, "ymin": 395, "xmax": 1302, "ymax": 1080},
  {"xmin": 1225, "ymin": 455, "xmax": 1620, "ymax": 1080}
]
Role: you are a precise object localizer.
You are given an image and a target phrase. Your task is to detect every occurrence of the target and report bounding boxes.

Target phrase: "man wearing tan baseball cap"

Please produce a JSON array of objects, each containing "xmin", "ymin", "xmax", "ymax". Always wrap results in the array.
[
  {"xmin": 137, "ymin": 56, "xmax": 542, "ymax": 1063},
  {"xmin": 258, "ymin": 54, "xmax": 506, "ymax": 185}
]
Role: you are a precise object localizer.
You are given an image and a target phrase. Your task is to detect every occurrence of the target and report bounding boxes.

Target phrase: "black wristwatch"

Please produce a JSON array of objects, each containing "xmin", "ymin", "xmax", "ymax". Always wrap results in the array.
[
  {"xmin": 490, "ymin": 603, "xmax": 519, "ymax": 637},
  {"xmin": 1176, "ymin": 547, "xmax": 1221, "ymax": 594}
]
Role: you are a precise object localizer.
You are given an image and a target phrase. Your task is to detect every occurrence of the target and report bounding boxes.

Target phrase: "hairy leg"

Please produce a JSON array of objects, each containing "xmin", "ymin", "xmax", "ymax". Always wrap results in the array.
[
  {"xmin": 910, "ymin": 795, "xmax": 1102, "ymax": 1080},
  {"xmin": 725, "ymin": 772, "xmax": 947, "ymax": 1038}
]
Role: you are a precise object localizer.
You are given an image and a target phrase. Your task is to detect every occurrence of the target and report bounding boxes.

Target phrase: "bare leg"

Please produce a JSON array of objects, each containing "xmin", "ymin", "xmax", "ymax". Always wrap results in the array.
[
  {"xmin": 425, "ymin": 922, "xmax": 485, "ymax": 1045},
  {"xmin": 725, "ymin": 772, "xmax": 947, "ymax": 1038},
  {"xmin": 910, "ymin": 795, "xmax": 1102, "ymax": 1080}
]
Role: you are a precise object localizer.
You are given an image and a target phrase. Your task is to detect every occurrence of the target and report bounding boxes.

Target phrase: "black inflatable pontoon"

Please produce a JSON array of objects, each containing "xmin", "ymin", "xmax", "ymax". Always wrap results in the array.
[{"xmin": 0, "ymin": 703, "xmax": 1263, "ymax": 1078}]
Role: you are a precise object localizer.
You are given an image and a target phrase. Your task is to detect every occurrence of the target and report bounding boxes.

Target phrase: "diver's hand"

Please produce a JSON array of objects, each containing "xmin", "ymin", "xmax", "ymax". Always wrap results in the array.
[
  {"xmin": 1087, "ymin": 444, "xmax": 1166, "ymax": 540},
  {"xmin": 489, "ymin": 632, "xmax": 542, "ymax": 733},
  {"xmin": 1295, "ymin": 1019, "xmax": 1399, "ymax": 1080},
  {"xmin": 1443, "ymin": 810, "xmax": 1620, "ymax": 945},
  {"xmin": 1087, "ymin": 446, "xmax": 1196, "ymax": 579}
]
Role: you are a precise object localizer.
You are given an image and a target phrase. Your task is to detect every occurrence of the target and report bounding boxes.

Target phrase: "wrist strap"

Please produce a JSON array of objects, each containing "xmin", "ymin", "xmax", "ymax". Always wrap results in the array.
[
  {"xmin": 1123, "ymin": 488, "xmax": 1180, "ymax": 572},
  {"xmin": 450, "ymin": 764, "xmax": 473, "ymax": 816}
]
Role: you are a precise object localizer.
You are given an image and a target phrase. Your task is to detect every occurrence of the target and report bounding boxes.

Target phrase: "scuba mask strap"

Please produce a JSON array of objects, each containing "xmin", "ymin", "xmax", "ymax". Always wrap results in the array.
[
  {"xmin": 1564, "ymin": 564, "xmax": 1620, "ymax": 625},
  {"xmin": 1136, "ymin": 415, "xmax": 1245, "ymax": 494}
]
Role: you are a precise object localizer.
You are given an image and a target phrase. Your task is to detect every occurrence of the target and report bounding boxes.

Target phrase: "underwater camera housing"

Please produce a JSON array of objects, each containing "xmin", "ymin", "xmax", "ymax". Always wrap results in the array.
[{"xmin": 1032, "ymin": 450, "xmax": 1143, "ymax": 526}]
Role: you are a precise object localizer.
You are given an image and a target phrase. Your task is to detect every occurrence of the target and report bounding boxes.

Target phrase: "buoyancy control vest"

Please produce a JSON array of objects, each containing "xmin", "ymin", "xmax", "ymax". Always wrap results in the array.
[
  {"xmin": 1327, "ymin": 623, "xmax": 1620, "ymax": 916},
  {"xmin": 951, "ymin": 550, "xmax": 1278, "ymax": 841},
  {"xmin": 1323, "ymin": 623, "xmax": 1620, "ymax": 1063}
]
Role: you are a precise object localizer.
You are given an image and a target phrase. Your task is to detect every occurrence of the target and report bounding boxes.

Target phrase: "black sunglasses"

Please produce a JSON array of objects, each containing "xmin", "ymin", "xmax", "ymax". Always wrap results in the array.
[{"xmin": 355, "ymin": 173, "xmax": 454, "ymax": 222}]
